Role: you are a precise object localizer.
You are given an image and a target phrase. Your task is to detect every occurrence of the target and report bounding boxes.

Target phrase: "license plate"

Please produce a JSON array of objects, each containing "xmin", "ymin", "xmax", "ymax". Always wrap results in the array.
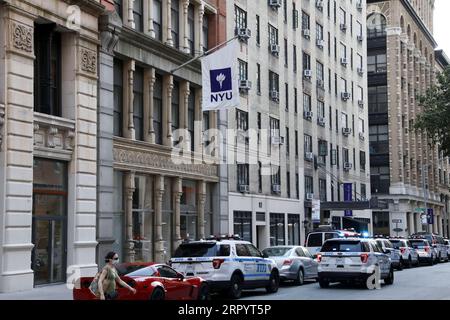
[
  {"xmin": 336, "ymin": 258, "xmax": 344, "ymax": 265},
  {"xmin": 186, "ymin": 265, "xmax": 195, "ymax": 274}
]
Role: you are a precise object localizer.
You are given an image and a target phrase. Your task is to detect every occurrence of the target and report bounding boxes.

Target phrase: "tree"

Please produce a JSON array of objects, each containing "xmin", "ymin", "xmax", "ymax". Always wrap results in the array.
[{"xmin": 414, "ymin": 66, "xmax": 450, "ymax": 157}]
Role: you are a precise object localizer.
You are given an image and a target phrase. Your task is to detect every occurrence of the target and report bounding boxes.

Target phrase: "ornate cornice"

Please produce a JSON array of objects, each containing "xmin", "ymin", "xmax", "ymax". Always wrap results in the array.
[{"xmin": 113, "ymin": 139, "xmax": 219, "ymax": 181}]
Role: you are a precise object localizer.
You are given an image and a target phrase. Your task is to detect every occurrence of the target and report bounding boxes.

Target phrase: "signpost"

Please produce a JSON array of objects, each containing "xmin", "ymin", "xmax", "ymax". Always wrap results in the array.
[{"xmin": 392, "ymin": 219, "xmax": 403, "ymax": 236}]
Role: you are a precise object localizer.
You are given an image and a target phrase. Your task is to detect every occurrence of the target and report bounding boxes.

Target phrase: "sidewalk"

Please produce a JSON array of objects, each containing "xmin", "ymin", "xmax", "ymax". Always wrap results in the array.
[{"xmin": 0, "ymin": 284, "xmax": 72, "ymax": 300}]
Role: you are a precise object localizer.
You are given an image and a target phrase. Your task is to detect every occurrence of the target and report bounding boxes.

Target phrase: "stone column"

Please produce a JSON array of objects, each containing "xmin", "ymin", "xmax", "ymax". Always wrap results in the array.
[
  {"xmin": 197, "ymin": 180, "xmax": 207, "ymax": 239},
  {"xmin": 182, "ymin": 0, "xmax": 190, "ymax": 54},
  {"xmin": 124, "ymin": 172, "xmax": 136, "ymax": 262},
  {"xmin": 144, "ymin": 0, "xmax": 153, "ymax": 37},
  {"xmin": 172, "ymin": 177, "xmax": 183, "ymax": 250},
  {"xmin": 154, "ymin": 175, "xmax": 165, "ymax": 262},
  {"xmin": 123, "ymin": 59, "xmax": 135, "ymax": 140},
  {"xmin": 144, "ymin": 68, "xmax": 155, "ymax": 143},
  {"xmin": 180, "ymin": 81, "xmax": 190, "ymax": 149},
  {"xmin": 194, "ymin": 87, "xmax": 203, "ymax": 153},
  {"xmin": 196, "ymin": 3, "xmax": 205, "ymax": 54},
  {"xmin": 164, "ymin": 0, "xmax": 173, "ymax": 46},
  {"xmin": 124, "ymin": 0, "xmax": 135, "ymax": 29},
  {"xmin": 163, "ymin": 75, "xmax": 174, "ymax": 146}
]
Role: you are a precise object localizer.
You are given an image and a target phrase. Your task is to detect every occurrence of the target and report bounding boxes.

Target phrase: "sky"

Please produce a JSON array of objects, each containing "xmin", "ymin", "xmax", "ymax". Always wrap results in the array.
[{"xmin": 434, "ymin": 0, "xmax": 450, "ymax": 55}]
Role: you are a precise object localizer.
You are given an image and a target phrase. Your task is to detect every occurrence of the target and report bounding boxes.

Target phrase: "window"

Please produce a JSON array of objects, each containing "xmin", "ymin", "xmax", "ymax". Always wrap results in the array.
[
  {"xmin": 360, "ymin": 151, "xmax": 366, "ymax": 171},
  {"xmin": 368, "ymin": 51, "xmax": 387, "ymax": 74},
  {"xmin": 369, "ymin": 124, "xmax": 389, "ymax": 155},
  {"xmin": 293, "ymin": 45, "xmax": 297, "ymax": 72},
  {"xmin": 340, "ymin": 42, "xmax": 347, "ymax": 59},
  {"xmin": 270, "ymin": 117, "xmax": 280, "ymax": 137},
  {"xmin": 304, "ymin": 134, "xmax": 312, "ymax": 153},
  {"xmin": 341, "ymin": 77, "xmax": 347, "ymax": 93},
  {"xmin": 339, "ymin": 8, "xmax": 346, "ymax": 27},
  {"xmin": 305, "ymin": 176, "xmax": 313, "ymax": 195},
  {"xmin": 202, "ymin": 14, "xmax": 209, "ymax": 52},
  {"xmin": 153, "ymin": 74, "xmax": 163, "ymax": 144},
  {"xmin": 284, "ymin": 39, "xmax": 288, "ymax": 66},
  {"xmin": 367, "ymin": 13, "xmax": 387, "ymax": 38},
  {"xmin": 316, "ymin": 61, "xmax": 324, "ymax": 81},
  {"xmin": 283, "ymin": 0, "xmax": 287, "ymax": 22},
  {"xmin": 256, "ymin": 63, "xmax": 261, "ymax": 94},
  {"xmin": 269, "ymin": 71, "xmax": 279, "ymax": 93},
  {"xmin": 157, "ymin": 266, "xmax": 179, "ymax": 278},
  {"xmin": 270, "ymin": 214, "xmax": 285, "ymax": 246},
  {"xmin": 187, "ymin": 5, "xmax": 195, "ymax": 55},
  {"xmin": 153, "ymin": 0, "xmax": 163, "ymax": 41},
  {"xmin": 371, "ymin": 166, "xmax": 390, "ymax": 194},
  {"xmin": 302, "ymin": 52, "xmax": 311, "ymax": 71},
  {"xmin": 295, "ymin": 130, "xmax": 299, "ymax": 156},
  {"xmin": 268, "ymin": 24, "xmax": 279, "ymax": 45},
  {"xmin": 286, "ymin": 127, "xmax": 290, "ymax": 155},
  {"xmin": 188, "ymin": 87, "xmax": 195, "ymax": 151},
  {"xmin": 316, "ymin": 23, "xmax": 324, "ymax": 41},
  {"xmin": 296, "ymin": 174, "xmax": 299, "ymax": 199},
  {"xmin": 293, "ymin": 3, "xmax": 299, "ymax": 29},
  {"xmin": 133, "ymin": 0, "xmax": 143, "ymax": 32},
  {"xmin": 287, "ymin": 171, "xmax": 291, "ymax": 198},
  {"xmin": 288, "ymin": 214, "xmax": 301, "ymax": 245},
  {"xmin": 303, "ymin": 93, "xmax": 311, "ymax": 112},
  {"xmin": 302, "ymin": 11, "xmax": 310, "ymax": 30},
  {"xmin": 294, "ymin": 87, "xmax": 298, "ymax": 113},
  {"xmin": 238, "ymin": 59, "xmax": 248, "ymax": 81},
  {"xmin": 34, "ymin": 23, "xmax": 61, "ymax": 116},
  {"xmin": 133, "ymin": 66, "xmax": 144, "ymax": 141},
  {"xmin": 361, "ymin": 184, "xmax": 367, "ymax": 200},
  {"xmin": 343, "ymin": 148, "xmax": 349, "ymax": 164},
  {"xmin": 171, "ymin": 0, "xmax": 180, "ymax": 48},
  {"xmin": 319, "ymin": 179, "xmax": 327, "ymax": 202},
  {"xmin": 341, "ymin": 112, "xmax": 348, "ymax": 129},
  {"xmin": 258, "ymin": 162, "xmax": 262, "ymax": 193},
  {"xmin": 359, "ymin": 117, "xmax": 365, "ymax": 135},
  {"xmin": 237, "ymin": 110, "xmax": 248, "ymax": 131},
  {"xmin": 318, "ymin": 139, "xmax": 328, "ymax": 164},
  {"xmin": 285, "ymin": 83, "xmax": 289, "ymax": 110},
  {"xmin": 171, "ymin": 81, "xmax": 180, "ymax": 139},
  {"xmin": 237, "ymin": 164, "xmax": 249, "ymax": 187},
  {"xmin": 234, "ymin": 212, "xmax": 252, "ymax": 242},
  {"xmin": 368, "ymin": 86, "xmax": 388, "ymax": 114},
  {"xmin": 256, "ymin": 15, "xmax": 260, "ymax": 45},
  {"xmin": 113, "ymin": 59, "xmax": 123, "ymax": 137},
  {"xmin": 235, "ymin": 5, "xmax": 247, "ymax": 30},
  {"xmin": 114, "ymin": 0, "xmax": 122, "ymax": 18},
  {"xmin": 317, "ymin": 101, "xmax": 325, "ymax": 119}
]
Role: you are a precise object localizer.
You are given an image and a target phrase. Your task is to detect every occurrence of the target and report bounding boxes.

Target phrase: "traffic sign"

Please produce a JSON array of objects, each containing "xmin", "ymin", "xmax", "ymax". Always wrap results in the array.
[{"xmin": 392, "ymin": 219, "xmax": 402, "ymax": 224}]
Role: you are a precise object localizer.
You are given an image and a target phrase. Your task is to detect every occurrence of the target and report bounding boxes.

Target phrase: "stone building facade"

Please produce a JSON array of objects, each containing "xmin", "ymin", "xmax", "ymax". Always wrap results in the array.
[
  {"xmin": 0, "ymin": 0, "xmax": 103, "ymax": 292},
  {"xmin": 225, "ymin": 0, "xmax": 372, "ymax": 248},
  {"xmin": 367, "ymin": 0, "xmax": 448, "ymax": 237},
  {"xmin": 96, "ymin": 0, "xmax": 224, "ymax": 265}
]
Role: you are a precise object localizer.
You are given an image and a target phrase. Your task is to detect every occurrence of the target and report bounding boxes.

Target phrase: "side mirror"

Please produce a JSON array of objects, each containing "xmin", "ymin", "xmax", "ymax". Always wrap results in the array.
[{"xmin": 177, "ymin": 273, "xmax": 185, "ymax": 280}]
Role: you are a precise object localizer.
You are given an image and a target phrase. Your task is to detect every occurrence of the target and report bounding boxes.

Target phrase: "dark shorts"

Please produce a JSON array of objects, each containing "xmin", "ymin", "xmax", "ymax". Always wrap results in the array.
[{"xmin": 105, "ymin": 291, "xmax": 119, "ymax": 300}]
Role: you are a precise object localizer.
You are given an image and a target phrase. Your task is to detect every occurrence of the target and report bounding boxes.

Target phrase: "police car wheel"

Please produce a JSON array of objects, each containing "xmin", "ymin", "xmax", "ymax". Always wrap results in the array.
[
  {"xmin": 228, "ymin": 274, "xmax": 243, "ymax": 299},
  {"xmin": 294, "ymin": 269, "xmax": 304, "ymax": 286},
  {"xmin": 384, "ymin": 268, "xmax": 394, "ymax": 285},
  {"xmin": 265, "ymin": 271, "xmax": 280, "ymax": 293}
]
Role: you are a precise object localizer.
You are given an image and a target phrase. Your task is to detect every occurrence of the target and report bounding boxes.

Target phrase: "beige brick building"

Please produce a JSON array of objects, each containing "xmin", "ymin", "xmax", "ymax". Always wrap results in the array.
[
  {"xmin": 0, "ymin": 0, "xmax": 103, "ymax": 292},
  {"xmin": 367, "ymin": 0, "xmax": 449, "ymax": 237}
]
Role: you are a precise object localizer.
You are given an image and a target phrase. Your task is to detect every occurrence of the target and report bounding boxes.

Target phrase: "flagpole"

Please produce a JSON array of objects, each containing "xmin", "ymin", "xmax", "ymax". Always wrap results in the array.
[{"xmin": 170, "ymin": 35, "xmax": 240, "ymax": 75}]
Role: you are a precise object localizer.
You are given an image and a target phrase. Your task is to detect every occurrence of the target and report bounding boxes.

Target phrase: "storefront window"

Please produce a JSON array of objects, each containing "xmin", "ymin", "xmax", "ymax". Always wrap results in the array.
[
  {"xmin": 162, "ymin": 178, "xmax": 173, "ymax": 258},
  {"xmin": 112, "ymin": 171, "xmax": 124, "ymax": 259},
  {"xmin": 181, "ymin": 180, "xmax": 197, "ymax": 240},
  {"xmin": 132, "ymin": 176, "xmax": 153, "ymax": 262},
  {"xmin": 234, "ymin": 211, "xmax": 252, "ymax": 242},
  {"xmin": 270, "ymin": 213, "xmax": 285, "ymax": 246},
  {"xmin": 288, "ymin": 214, "xmax": 301, "ymax": 245}
]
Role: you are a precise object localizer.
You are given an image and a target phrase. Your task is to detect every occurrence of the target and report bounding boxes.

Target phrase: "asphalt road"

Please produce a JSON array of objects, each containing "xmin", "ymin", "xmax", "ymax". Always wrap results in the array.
[{"xmin": 239, "ymin": 261, "xmax": 450, "ymax": 300}]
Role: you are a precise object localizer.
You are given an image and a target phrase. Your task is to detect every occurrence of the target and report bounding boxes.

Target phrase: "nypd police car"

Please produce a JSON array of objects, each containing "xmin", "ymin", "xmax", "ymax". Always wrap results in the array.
[{"xmin": 169, "ymin": 236, "xmax": 280, "ymax": 299}]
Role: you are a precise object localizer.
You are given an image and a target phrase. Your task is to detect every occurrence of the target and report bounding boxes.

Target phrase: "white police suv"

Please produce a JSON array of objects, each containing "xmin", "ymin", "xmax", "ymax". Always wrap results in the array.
[
  {"xmin": 169, "ymin": 236, "xmax": 280, "ymax": 299},
  {"xmin": 317, "ymin": 238, "xmax": 394, "ymax": 289}
]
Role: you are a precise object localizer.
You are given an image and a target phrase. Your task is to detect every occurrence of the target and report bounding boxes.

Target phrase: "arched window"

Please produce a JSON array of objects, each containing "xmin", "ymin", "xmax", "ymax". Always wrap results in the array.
[
  {"xmin": 367, "ymin": 13, "xmax": 387, "ymax": 38},
  {"xmin": 400, "ymin": 16, "xmax": 405, "ymax": 33},
  {"xmin": 407, "ymin": 25, "xmax": 411, "ymax": 38}
]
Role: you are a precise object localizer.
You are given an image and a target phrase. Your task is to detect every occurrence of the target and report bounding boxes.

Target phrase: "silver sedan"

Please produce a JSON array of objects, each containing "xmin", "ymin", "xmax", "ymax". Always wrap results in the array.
[{"xmin": 262, "ymin": 246, "xmax": 318, "ymax": 285}]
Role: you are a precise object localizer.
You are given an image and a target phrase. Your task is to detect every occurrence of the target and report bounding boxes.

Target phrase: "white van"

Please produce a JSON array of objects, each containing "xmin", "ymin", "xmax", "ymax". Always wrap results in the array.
[{"xmin": 306, "ymin": 228, "xmax": 361, "ymax": 256}]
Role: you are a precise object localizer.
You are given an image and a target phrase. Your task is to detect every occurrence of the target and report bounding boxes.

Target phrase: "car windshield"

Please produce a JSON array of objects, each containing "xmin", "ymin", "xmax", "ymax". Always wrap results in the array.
[
  {"xmin": 173, "ymin": 243, "xmax": 230, "ymax": 257},
  {"xmin": 410, "ymin": 240, "xmax": 428, "ymax": 249},
  {"xmin": 126, "ymin": 266, "xmax": 158, "ymax": 277},
  {"xmin": 321, "ymin": 241, "xmax": 366, "ymax": 253},
  {"xmin": 390, "ymin": 241, "xmax": 406, "ymax": 249},
  {"xmin": 116, "ymin": 264, "xmax": 149, "ymax": 276},
  {"xmin": 262, "ymin": 247, "xmax": 292, "ymax": 257}
]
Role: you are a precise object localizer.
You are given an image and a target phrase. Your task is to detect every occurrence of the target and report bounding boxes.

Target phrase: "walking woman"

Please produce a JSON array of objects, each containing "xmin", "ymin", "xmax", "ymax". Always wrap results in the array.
[{"xmin": 97, "ymin": 251, "xmax": 136, "ymax": 300}]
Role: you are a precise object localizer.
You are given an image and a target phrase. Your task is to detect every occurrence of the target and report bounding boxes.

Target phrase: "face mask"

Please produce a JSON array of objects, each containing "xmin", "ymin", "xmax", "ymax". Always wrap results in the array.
[{"xmin": 112, "ymin": 258, "xmax": 119, "ymax": 265}]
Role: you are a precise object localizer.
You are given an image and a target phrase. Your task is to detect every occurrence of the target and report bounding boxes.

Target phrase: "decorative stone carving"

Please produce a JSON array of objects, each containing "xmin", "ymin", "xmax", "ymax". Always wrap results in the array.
[
  {"xmin": 34, "ymin": 113, "xmax": 76, "ymax": 156},
  {"xmin": 80, "ymin": 48, "xmax": 97, "ymax": 74},
  {"xmin": 113, "ymin": 144, "xmax": 218, "ymax": 179},
  {"xmin": 11, "ymin": 22, "xmax": 33, "ymax": 52}
]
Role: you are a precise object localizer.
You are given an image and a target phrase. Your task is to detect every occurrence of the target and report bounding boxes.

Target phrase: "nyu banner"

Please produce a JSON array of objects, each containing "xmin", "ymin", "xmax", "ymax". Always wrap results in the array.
[{"xmin": 202, "ymin": 39, "xmax": 240, "ymax": 111}]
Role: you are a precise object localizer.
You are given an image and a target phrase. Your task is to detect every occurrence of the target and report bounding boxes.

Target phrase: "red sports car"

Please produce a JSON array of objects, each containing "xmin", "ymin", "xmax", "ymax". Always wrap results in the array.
[{"xmin": 73, "ymin": 262, "xmax": 209, "ymax": 300}]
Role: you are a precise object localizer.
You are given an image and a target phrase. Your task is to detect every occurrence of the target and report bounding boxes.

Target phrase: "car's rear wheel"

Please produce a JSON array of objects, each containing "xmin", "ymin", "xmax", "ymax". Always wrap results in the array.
[
  {"xmin": 228, "ymin": 274, "xmax": 243, "ymax": 299},
  {"xmin": 197, "ymin": 283, "xmax": 210, "ymax": 301},
  {"xmin": 318, "ymin": 278, "xmax": 329, "ymax": 288},
  {"xmin": 293, "ymin": 269, "xmax": 304, "ymax": 286},
  {"xmin": 265, "ymin": 271, "xmax": 280, "ymax": 293},
  {"xmin": 150, "ymin": 287, "xmax": 165, "ymax": 300},
  {"xmin": 405, "ymin": 256, "xmax": 412, "ymax": 268},
  {"xmin": 384, "ymin": 268, "xmax": 394, "ymax": 285}
]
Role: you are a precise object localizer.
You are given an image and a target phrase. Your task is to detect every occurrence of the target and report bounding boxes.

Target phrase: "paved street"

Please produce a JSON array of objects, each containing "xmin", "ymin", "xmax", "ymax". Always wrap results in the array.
[
  {"xmin": 1, "ymin": 263, "xmax": 450, "ymax": 300},
  {"xmin": 240, "ymin": 262, "xmax": 450, "ymax": 300}
]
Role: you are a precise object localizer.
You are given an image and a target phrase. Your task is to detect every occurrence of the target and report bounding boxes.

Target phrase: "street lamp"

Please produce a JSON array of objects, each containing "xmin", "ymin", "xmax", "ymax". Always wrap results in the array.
[{"xmin": 422, "ymin": 163, "xmax": 430, "ymax": 233}]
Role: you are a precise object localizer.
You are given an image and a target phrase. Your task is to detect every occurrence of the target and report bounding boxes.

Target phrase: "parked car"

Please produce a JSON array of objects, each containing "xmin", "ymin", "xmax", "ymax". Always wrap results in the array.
[
  {"xmin": 317, "ymin": 238, "xmax": 394, "ymax": 289},
  {"xmin": 262, "ymin": 246, "xmax": 318, "ymax": 285},
  {"xmin": 444, "ymin": 239, "xmax": 450, "ymax": 258},
  {"xmin": 305, "ymin": 226, "xmax": 360, "ymax": 255},
  {"xmin": 389, "ymin": 238, "xmax": 420, "ymax": 268},
  {"xmin": 73, "ymin": 262, "xmax": 209, "ymax": 300},
  {"xmin": 409, "ymin": 239, "xmax": 436, "ymax": 266},
  {"xmin": 375, "ymin": 238, "xmax": 403, "ymax": 270},
  {"xmin": 411, "ymin": 233, "xmax": 449, "ymax": 263},
  {"xmin": 169, "ymin": 236, "xmax": 280, "ymax": 299}
]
